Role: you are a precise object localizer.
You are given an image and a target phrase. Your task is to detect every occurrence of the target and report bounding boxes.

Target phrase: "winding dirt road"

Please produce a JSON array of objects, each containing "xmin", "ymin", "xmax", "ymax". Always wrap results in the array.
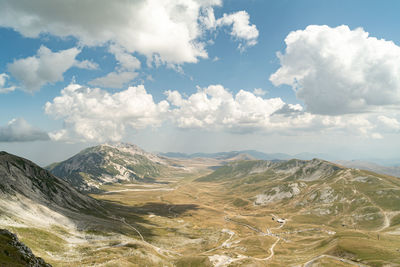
[{"xmin": 222, "ymin": 214, "xmax": 285, "ymax": 262}]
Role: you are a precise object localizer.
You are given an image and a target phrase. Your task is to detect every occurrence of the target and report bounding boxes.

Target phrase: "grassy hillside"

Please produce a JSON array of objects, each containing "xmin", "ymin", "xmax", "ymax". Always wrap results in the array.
[{"xmin": 2, "ymin": 152, "xmax": 400, "ymax": 266}]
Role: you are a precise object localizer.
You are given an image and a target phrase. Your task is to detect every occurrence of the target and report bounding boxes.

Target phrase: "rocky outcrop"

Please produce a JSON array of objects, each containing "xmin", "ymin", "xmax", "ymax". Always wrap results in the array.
[{"xmin": 0, "ymin": 229, "xmax": 51, "ymax": 267}]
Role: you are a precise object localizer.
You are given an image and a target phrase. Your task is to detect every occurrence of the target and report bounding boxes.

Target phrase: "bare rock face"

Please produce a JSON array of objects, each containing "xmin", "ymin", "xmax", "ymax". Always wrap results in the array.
[
  {"xmin": 0, "ymin": 229, "xmax": 51, "ymax": 267},
  {"xmin": 47, "ymin": 143, "xmax": 167, "ymax": 192}
]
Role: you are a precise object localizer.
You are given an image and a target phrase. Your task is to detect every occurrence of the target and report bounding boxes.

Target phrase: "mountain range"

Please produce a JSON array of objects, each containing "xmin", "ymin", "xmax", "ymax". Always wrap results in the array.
[
  {"xmin": 0, "ymin": 144, "xmax": 399, "ymax": 266},
  {"xmin": 160, "ymin": 150, "xmax": 332, "ymax": 161},
  {"xmin": 163, "ymin": 150, "xmax": 400, "ymax": 178}
]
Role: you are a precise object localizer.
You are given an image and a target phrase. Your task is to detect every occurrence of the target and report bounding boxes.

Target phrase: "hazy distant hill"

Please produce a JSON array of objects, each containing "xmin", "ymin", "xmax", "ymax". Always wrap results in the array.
[
  {"xmin": 161, "ymin": 150, "xmax": 291, "ymax": 160},
  {"xmin": 47, "ymin": 143, "xmax": 168, "ymax": 192},
  {"xmin": 336, "ymin": 160, "xmax": 400, "ymax": 178},
  {"xmin": 161, "ymin": 150, "xmax": 292, "ymax": 160},
  {"xmin": 160, "ymin": 150, "xmax": 334, "ymax": 161}
]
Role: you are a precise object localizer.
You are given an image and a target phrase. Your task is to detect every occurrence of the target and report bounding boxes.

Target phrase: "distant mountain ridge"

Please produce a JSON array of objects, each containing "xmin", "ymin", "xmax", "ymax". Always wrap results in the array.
[
  {"xmin": 160, "ymin": 150, "xmax": 332, "ymax": 161},
  {"xmin": 336, "ymin": 160, "xmax": 400, "ymax": 178},
  {"xmin": 47, "ymin": 143, "xmax": 168, "ymax": 192},
  {"xmin": 162, "ymin": 151, "xmax": 400, "ymax": 178}
]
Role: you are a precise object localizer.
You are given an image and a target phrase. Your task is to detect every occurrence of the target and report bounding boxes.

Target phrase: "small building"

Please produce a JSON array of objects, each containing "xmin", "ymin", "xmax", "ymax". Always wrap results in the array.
[{"xmin": 277, "ymin": 219, "xmax": 285, "ymax": 223}]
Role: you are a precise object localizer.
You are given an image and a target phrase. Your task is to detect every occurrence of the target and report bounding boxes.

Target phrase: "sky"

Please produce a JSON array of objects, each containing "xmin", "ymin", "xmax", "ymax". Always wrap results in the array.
[{"xmin": 1, "ymin": 0, "xmax": 400, "ymax": 166}]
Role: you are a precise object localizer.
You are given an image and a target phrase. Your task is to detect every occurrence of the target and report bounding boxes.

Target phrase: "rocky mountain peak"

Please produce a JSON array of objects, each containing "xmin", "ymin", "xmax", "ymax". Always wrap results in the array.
[
  {"xmin": 104, "ymin": 142, "xmax": 143, "ymax": 151},
  {"xmin": 47, "ymin": 142, "xmax": 168, "ymax": 192}
]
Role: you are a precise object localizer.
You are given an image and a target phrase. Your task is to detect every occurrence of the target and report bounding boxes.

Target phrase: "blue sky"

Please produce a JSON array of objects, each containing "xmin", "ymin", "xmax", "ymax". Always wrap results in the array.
[{"xmin": 1, "ymin": 0, "xmax": 400, "ymax": 165}]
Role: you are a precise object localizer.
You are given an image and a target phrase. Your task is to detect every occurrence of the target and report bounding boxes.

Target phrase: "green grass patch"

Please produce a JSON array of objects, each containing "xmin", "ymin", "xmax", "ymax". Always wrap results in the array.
[
  {"xmin": 232, "ymin": 198, "xmax": 249, "ymax": 207},
  {"xmin": 9, "ymin": 227, "xmax": 67, "ymax": 254},
  {"xmin": 175, "ymin": 256, "xmax": 212, "ymax": 267}
]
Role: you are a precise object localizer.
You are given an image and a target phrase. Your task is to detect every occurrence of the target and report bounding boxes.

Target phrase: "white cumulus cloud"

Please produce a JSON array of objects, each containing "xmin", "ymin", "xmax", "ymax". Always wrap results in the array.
[
  {"xmin": 7, "ymin": 46, "xmax": 92, "ymax": 92},
  {"xmin": 88, "ymin": 45, "xmax": 140, "ymax": 89},
  {"xmin": 166, "ymin": 84, "xmax": 285, "ymax": 131},
  {"xmin": 44, "ymin": 83, "xmax": 393, "ymax": 142},
  {"xmin": 74, "ymin": 59, "xmax": 98, "ymax": 70},
  {"xmin": 270, "ymin": 25, "xmax": 400, "ymax": 115},
  {"xmin": 0, "ymin": 118, "xmax": 49, "ymax": 142},
  {"xmin": 0, "ymin": 0, "xmax": 212, "ymax": 64},
  {"xmin": 216, "ymin": 10, "xmax": 259, "ymax": 50},
  {"xmin": 89, "ymin": 71, "xmax": 138, "ymax": 89},
  {"xmin": 253, "ymin": 88, "xmax": 267, "ymax": 96},
  {"xmin": 0, "ymin": 73, "xmax": 16, "ymax": 93},
  {"xmin": 0, "ymin": 0, "xmax": 258, "ymax": 65},
  {"xmin": 45, "ymin": 83, "xmax": 169, "ymax": 142},
  {"xmin": 202, "ymin": 8, "xmax": 259, "ymax": 51},
  {"xmin": 109, "ymin": 45, "xmax": 141, "ymax": 71},
  {"xmin": 378, "ymin": 115, "xmax": 400, "ymax": 130},
  {"xmin": 164, "ymin": 85, "xmax": 388, "ymax": 138}
]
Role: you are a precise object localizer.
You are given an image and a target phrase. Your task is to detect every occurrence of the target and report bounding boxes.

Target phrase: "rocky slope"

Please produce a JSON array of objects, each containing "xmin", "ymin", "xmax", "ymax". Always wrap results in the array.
[
  {"xmin": 0, "ymin": 151, "xmax": 99, "ymax": 211},
  {"xmin": 197, "ymin": 158, "xmax": 400, "ymax": 231},
  {"xmin": 47, "ymin": 143, "xmax": 167, "ymax": 192},
  {"xmin": 0, "ymin": 152, "xmax": 109, "ymax": 265},
  {"xmin": 0, "ymin": 229, "xmax": 51, "ymax": 267}
]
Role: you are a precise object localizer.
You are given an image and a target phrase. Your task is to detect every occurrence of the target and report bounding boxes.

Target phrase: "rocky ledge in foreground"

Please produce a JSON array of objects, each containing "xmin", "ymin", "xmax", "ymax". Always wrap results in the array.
[{"xmin": 0, "ymin": 229, "xmax": 51, "ymax": 267}]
